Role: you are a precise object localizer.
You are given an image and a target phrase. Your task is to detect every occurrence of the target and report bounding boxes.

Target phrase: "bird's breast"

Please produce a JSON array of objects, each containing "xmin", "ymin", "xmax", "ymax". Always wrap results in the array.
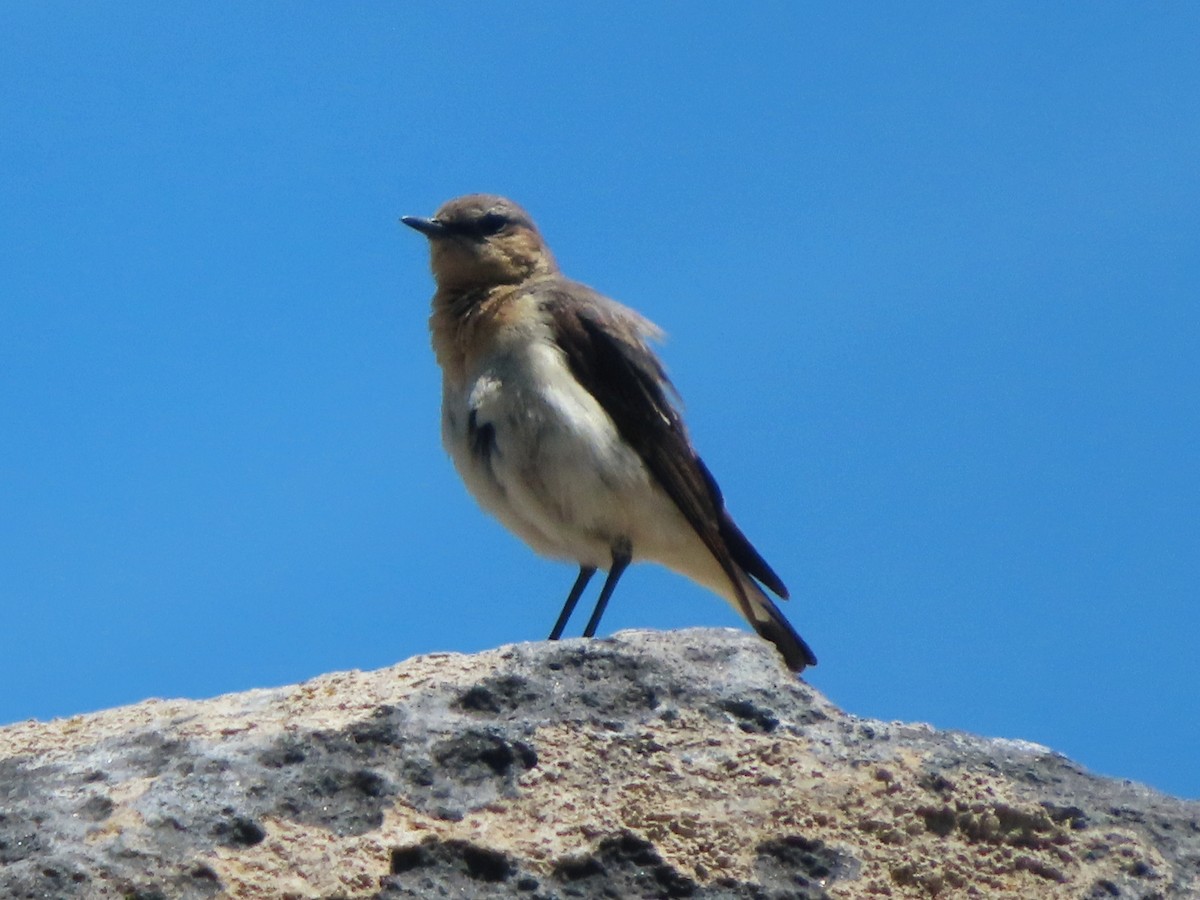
[
  {"xmin": 441, "ymin": 332, "xmax": 668, "ymax": 563},
  {"xmin": 429, "ymin": 285, "xmax": 539, "ymax": 389}
]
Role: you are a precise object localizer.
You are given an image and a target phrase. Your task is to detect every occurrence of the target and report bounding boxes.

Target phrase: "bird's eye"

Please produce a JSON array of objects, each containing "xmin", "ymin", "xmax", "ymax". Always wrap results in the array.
[{"xmin": 477, "ymin": 212, "xmax": 509, "ymax": 236}]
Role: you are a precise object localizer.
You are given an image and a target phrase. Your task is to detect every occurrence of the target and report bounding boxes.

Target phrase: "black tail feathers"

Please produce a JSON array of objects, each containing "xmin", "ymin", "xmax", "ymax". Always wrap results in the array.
[{"xmin": 751, "ymin": 593, "xmax": 818, "ymax": 673}]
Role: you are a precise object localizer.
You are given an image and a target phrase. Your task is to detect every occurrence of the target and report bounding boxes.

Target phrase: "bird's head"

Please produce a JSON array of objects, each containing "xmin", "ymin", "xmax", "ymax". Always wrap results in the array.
[{"xmin": 402, "ymin": 195, "xmax": 557, "ymax": 291}]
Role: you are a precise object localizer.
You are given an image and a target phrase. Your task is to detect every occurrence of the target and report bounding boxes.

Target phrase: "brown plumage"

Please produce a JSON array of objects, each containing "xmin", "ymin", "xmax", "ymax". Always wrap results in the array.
[{"xmin": 403, "ymin": 194, "xmax": 816, "ymax": 672}]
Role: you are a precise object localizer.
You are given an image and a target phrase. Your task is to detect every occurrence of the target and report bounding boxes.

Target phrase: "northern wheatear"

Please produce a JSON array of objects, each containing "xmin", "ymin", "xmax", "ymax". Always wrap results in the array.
[{"xmin": 402, "ymin": 195, "xmax": 817, "ymax": 672}]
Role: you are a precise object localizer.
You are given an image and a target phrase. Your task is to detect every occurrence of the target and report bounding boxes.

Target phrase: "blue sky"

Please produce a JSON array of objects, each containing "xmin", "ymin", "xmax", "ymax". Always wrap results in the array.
[{"xmin": 2, "ymin": 5, "xmax": 1197, "ymax": 798}]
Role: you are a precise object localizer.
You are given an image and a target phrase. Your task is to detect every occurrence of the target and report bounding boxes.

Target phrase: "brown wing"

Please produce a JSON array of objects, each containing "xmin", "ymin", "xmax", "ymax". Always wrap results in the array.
[{"xmin": 539, "ymin": 282, "xmax": 788, "ymax": 614}]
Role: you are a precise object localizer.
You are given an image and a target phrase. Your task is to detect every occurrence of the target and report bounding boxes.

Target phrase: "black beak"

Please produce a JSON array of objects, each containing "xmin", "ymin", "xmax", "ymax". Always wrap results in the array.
[{"xmin": 401, "ymin": 215, "xmax": 447, "ymax": 238}]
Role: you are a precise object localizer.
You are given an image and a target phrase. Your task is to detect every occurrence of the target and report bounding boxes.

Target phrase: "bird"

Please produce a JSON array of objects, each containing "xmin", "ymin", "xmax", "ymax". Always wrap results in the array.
[{"xmin": 401, "ymin": 194, "xmax": 817, "ymax": 672}]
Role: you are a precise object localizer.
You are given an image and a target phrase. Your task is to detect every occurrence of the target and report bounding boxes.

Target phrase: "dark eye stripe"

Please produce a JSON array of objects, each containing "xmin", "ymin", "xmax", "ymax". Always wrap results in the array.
[
  {"xmin": 477, "ymin": 212, "xmax": 508, "ymax": 235},
  {"xmin": 440, "ymin": 211, "xmax": 533, "ymax": 240}
]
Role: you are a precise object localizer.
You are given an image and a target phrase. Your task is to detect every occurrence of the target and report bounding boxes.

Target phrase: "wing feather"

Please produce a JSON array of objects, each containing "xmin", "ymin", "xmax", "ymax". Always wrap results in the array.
[{"xmin": 539, "ymin": 283, "xmax": 788, "ymax": 610}]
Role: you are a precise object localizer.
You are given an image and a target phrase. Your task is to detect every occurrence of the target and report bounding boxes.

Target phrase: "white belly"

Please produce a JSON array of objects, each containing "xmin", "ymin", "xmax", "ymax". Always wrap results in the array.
[{"xmin": 441, "ymin": 337, "xmax": 705, "ymax": 573}]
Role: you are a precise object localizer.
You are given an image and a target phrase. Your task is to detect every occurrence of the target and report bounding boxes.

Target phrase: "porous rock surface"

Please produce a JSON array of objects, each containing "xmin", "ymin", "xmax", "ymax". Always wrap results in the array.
[{"xmin": 1, "ymin": 628, "xmax": 1196, "ymax": 899}]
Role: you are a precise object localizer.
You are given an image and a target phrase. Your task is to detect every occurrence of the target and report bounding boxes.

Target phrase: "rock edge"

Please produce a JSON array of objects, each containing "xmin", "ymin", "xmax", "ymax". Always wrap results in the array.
[{"xmin": 1, "ymin": 628, "xmax": 1197, "ymax": 899}]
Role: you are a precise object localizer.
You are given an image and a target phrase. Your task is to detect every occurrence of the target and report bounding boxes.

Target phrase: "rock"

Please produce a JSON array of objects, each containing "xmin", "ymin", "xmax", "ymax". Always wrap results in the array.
[{"xmin": 0, "ymin": 627, "xmax": 1196, "ymax": 899}]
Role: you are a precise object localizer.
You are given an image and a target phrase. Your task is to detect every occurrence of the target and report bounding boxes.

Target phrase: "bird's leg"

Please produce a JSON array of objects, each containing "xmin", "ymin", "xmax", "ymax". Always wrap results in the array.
[
  {"xmin": 582, "ymin": 546, "xmax": 632, "ymax": 638},
  {"xmin": 548, "ymin": 566, "xmax": 596, "ymax": 640}
]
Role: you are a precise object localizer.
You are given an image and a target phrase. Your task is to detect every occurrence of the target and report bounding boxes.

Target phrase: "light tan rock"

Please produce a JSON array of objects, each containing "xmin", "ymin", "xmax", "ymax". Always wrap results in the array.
[{"xmin": 1, "ymin": 628, "xmax": 1195, "ymax": 898}]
